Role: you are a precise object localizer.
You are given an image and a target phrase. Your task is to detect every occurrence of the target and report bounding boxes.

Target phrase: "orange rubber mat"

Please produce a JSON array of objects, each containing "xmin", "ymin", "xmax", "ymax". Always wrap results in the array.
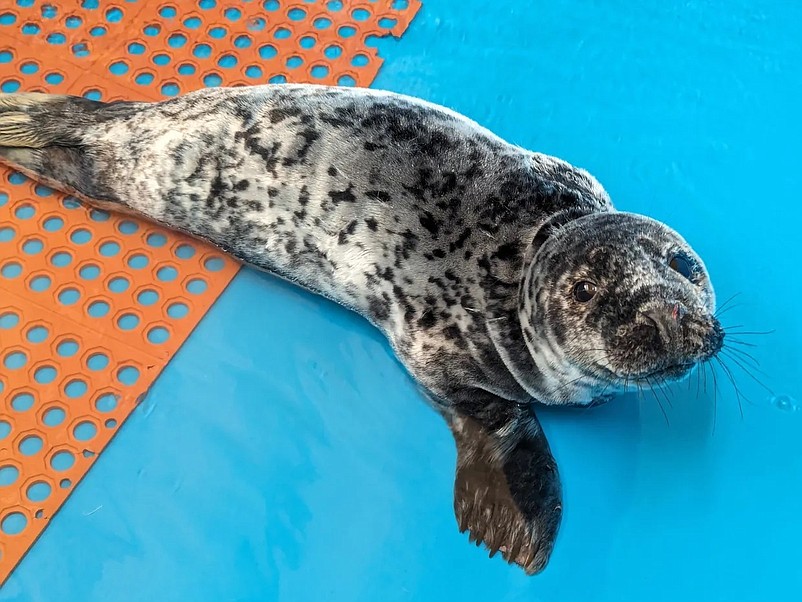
[{"xmin": 0, "ymin": 0, "xmax": 420, "ymax": 585}]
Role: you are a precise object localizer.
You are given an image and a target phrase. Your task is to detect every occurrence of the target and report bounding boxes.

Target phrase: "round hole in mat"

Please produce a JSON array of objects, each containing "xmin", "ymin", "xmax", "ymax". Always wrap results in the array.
[
  {"xmin": 168, "ymin": 33, "xmax": 187, "ymax": 48},
  {"xmin": 50, "ymin": 250, "xmax": 73, "ymax": 267},
  {"xmin": 18, "ymin": 62, "xmax": 37, "ymax": 75},
  {"xmin": 58, "ymin": 287, "xmax": 81, "ymax": 306},
  {"xmin": 95, "ymin": 393, "xmax": 119, "ymax": 412},
  {"xmin": 43, "ymin": 407, "xmax": 66, "ymax": 427},
  {"xmin": 167, "ymin": 302, "xmax": 189, "ymax": 319},
  {"xmin": 223, "ymin": 7, "xmax": 241, "ymax": 21},
  {"xmin": 9, "ymin": 172, "xmax": 28, "ymax": 185},
  {"xmin": 56, "ymin": 339, "xmax": 79, "ymax": 357},
  {"xmin": 26, "ymin": 482, "xmax": 51, "ymax": 502},
  {"xmin": 161, "ymin": 82, "xmax": 180, "ymax": 97},
  {"xmin": 62, "ymin": 196, "xmax": 81, "ymax": 210},
  {"xmin": 99, "ymin": 240, "xmax": 120, "ymax": 256},
  {"xmin": 234, "ymin": 34, "xmax": 252, "ymax": 48},
  {"xmin": 135, "ymin": 71, "xmax": 154, "ymax": 86},
  {"xmin": 158, "ymin": 5, "xmax": 176, "ymax": 18},
  {"xmin": 65, "ymin": 379, "xmax": 88, "ymax": 398},
  {"xmin": 269, "ymin": 75, "xmax": 287, "ymax": 84},
  {"xmin": 1, "ymin": 261, "xmax": 22, "ymax": 278},
  {"xmin": 34, "ymin": 365, "xmax": 57, "ymax": 384},
  {"xmin": 60, "ymin": 478, "xmax": 71, "ymax": 489},
  {"xmin": 41, "ymin": 4, "xmax": 58, "ymax": 19},
  {"xmin": 247, "ymin": 16, "xmax": 265, "ymax": 30},
  {"xmin": 153, "ymin": 53, "xmax": 171, "ymax": 66},
  {"xmin": 393, "ymin": 0, "xmax": 410, "ymax": 8},
  {"xmin": 70, "ymin": 228, "xmax": 92, "ymax": 244},
  {"xmin": 203, "ymin": 256, "xmax": 225, "ymax": 272},
  {"xmin": 352, "ymin": 8, "xmax": 371, "ymax": 21},
  {"xmin": 50, "ymin": 450, "xmax": 75, "ymax": 471},
  {"xmin": 4, "ymin": 351, "xmax": 27, "ymax": 370},
  {"xmin": 274, "ymin": 27, "xmax": 291, "ymax": 39},
  {"xmin": 87, "ymin": 353, "xmax": 110, "ymax": 371},
  {"xmin": 0, "ymin": 421, "xmax": 10, "ymax": 439},
  {"xmin": 199, "ymin": 0, "xmax": 216, "ymax": 9},
  {"xmin": 117, "ymin": 365, "xmax": 140, "ymax": 386},
  {"xmin": 245, "ymin": 65, "xmax": 262, "ymax": 78},
  {"xmin": 193, "ymin": 43, "xmax": 211, "ymax": 59},
  {"xmin": 157, "ymin": 265, "xmax": 178, "ymax": 282},
  {"xmin": 22, "ymin": 238, "xmax": 44, "ymax": 254},
  {"xmin": 29, "ymin": 274, "xmax": 52, "ymax": 292},
  {"xmin": 183, "ymin": 16, "xmax": 201, "ymax": 29},
  {"xmin": 174, "ymin": 243, "xmax": 195, "ymax": 259},
  {"xmin": 105, "ymin": 419, "xmax": 117, "ymax": 429},
  {"xmin": 147, "ymin": 326, "xmax": 170, "ymax": 344},
  {"xmin": 186, "ymin": 278, "xmax": 208, "ymax": 294},
  {"xmin": 11, "ymin": 392, "xmax": 34, "ymax": 412},
  {"xmin": 87, "ymin": 300, "xmax": 110, "ymax": 318},
  {"xmin": 34, "ymin": 184, "xmax": 53, "ymax": 197},
  {"xmin": 209, "ymin": 26, "xmax": 227, "ymax": 39},
  {"xmin": 217, "ymin": 54, "xmax": 237, "ymax": 69},
  {"xmin": 136, "ymin": 289, "xmax": 159, "ymax": 306},
  {"xmin": 14, "ymin": 203, "xmax": 34, "ymax": 219},
  {"xmin": 0, "ymin": 465, "xmax": 19, "ymax": 486},
  {"xmin": 105, "ymin": 7, "xmax": 123, "ymax": 23},
  {"xmin": 313, "ymin": 17, "xmax": 332, "ymax": 29},
  {"xmin": 379, "ymin": 17, "xmax": 398, "ymax": 29},
  {"xmin": 116, "ymin": 313, "xmax": 140, "ymax": 331},
  {"xmin": 128, "ymin": 42, "xmax": 146, "ymax": 55},
  {"xmin": 127, "ymin": 253, "xmax": 149, "ymax": 269},
  {"xmin": 288, "ymin": 7, "xmax": 306, "ymax": 21},
  {"xmin": 1, "ymin": 512, "xmax": 27, "ymax": 535},
  {"xmin": 338, "ymin": 25, "xmax": 356, "ymax": 38},
  {"xmin": 258, "ymin": 44, "xmax": 277, "ymax": 59},
  {"xmin": 108, "ymin": 276, "xmax": 130, "ymax": 293},
  {"xmin": 26, "ymin": 325, "xmax": 49, "ymax": 343},
  {"xmin": 203, "ymin": 73, "xmax": 222, "ymax": 87},
  {"xmin": 286, "ymin": 56, "xmax": 303, "ymax": 69},
  {"xmin": 90, "ymin": 208, "xmax": 110, "ymax": 221},
  {"xmin": 178, "ymin": 63, "xmax": 196, "ymax": 76},
  {"xmin": 109, "ymin": 60, "xmax": 129, "ymax": 76},
  {"xmin": 1, "ymin": 79, "xmax": 20, "ymax": 93},
  {"xmin": 143, "ymin": 23, "xmax": 160, "ymax": 36},
  {"xmin": 73, "ymin": 421, "xmax": 97, "ymax": 441},
  {"xmin": 352, "ymin": 54, "xmax": 369, "ymax": 67},
  {"xmin": 0, "ymin": 226, "xmax": 15, "ymax": 242},
  {"xmin": 299, "ymin": 35, "xmax": 316, "ymax": 49},
  {"xmin": 118, "ymin": 219, "xmax": 139, "ymax": 234},
  {"xmin": 0, "ymin": 311, "xmax": 18, "ymax": 328},
  {"xmin": 0, "ymin": 51, "xmax": 11, "ymax": 63},
  {"xmin": 19, "ymin": 435, "xmax": 43, "ymax": 456},
  {"xmin": 327, "ymin": 0, "xmax": 343, "ymax": 11},
  {"xmin": 90, "ymin": 25, "xmax": 106, "ymax": 37},
  {"xmin": 72, "ymin": 42, "xmax": 89, "ymax": 58},
  {"xmin": 338, "ymin": 75, "xmax": 356, "ymax": 87},
  {"xmin": 42, "ymin": 215, "xmax": 64, "ymax": 232},
  {"xmin": 311, "ymin": 65, "xmax": 329, "ymax": 79},
  {"xmin": 22, "ymin": 23, "xmax": 41, "ymax": 36},
  {"xmin": 79, "ymin": 263, "xmax": 101, "ymax": 280}
]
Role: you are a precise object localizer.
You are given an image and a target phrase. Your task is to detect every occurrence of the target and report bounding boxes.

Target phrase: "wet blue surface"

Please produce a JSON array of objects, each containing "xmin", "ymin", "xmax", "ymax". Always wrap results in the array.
[{"xmin": 3, "ymin": 1, "xmax": 802, "ymax": 600}]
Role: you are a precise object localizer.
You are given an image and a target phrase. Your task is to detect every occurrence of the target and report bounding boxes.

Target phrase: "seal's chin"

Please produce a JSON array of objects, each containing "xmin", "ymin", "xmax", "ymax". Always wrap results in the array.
[{"xmin": 641, "ymin": 360, "xmax": 697, "ymax": 383}]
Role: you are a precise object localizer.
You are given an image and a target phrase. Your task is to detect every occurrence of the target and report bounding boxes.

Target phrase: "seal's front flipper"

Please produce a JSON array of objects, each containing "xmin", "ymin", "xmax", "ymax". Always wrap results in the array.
[{"xmin": 450, "ymin": 398, "xmax": 561, "ymax": 575}]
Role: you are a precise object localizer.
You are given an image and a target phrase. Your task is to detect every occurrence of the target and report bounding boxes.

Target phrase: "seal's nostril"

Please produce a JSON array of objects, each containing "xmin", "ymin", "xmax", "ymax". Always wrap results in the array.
[{"xmin": 643, "ymin": 308, "xmax": 678, "ymax": 343}]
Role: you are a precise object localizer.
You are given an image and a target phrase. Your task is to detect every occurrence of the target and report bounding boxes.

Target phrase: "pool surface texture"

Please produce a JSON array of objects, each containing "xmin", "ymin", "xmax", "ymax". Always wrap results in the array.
[{"xmin": 2, "ymin": 0, "xmax": 801, "ymax": 600}]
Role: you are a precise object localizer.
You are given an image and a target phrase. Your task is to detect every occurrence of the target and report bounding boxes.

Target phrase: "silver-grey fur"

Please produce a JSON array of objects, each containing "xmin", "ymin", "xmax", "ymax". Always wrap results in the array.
[{"xmin": 0, "ymin": 84, "xmax": 724, "ymax": 574}]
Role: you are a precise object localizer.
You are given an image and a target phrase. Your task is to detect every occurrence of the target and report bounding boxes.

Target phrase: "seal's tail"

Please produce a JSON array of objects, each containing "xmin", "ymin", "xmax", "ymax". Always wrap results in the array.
[{"xmin": 0, "ymin": 92, "xmax": 137, "ymax": 203}]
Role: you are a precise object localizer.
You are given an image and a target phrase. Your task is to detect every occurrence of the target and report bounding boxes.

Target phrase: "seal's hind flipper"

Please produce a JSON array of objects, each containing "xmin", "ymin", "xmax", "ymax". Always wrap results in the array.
[
  {"xmin": 450, "ymin": 402, "xmax": 561, "ymax": 575},
  {"xmin": 0, "ymin": 92, "xmax": 76, "ymax": 148}
]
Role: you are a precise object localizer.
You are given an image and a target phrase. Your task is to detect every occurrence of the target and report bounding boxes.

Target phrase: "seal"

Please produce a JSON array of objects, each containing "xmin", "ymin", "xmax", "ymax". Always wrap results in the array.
[{"xmin": 0, "ymin": 85, "xmax": 724, "ymax": 574}]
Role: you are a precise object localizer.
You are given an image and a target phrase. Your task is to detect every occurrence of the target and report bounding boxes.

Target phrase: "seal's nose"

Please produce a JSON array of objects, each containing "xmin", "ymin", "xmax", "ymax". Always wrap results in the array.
[{"xmin": 643, "ymin": 303, "xmax": 685, "ymax": 344}]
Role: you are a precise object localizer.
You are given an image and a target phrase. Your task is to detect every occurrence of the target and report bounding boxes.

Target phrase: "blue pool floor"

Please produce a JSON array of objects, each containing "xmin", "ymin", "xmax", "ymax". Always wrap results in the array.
[{"xmin": 2, "ymin": 1, "xmax": 802, "ymax": 600}]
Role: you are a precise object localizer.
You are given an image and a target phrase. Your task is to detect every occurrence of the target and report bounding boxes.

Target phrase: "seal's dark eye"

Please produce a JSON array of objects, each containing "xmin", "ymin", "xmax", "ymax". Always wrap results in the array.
[
  {"xmin": 669, "ymin": 255, "xmax": 693, "ymax": 280},
  {"xmin": 573, "ymin": 281, "xmax": 597, "ymax": 303}
]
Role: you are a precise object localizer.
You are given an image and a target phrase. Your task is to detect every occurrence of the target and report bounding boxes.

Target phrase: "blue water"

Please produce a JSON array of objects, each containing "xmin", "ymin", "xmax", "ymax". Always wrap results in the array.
[{"xmin": 3, "ymin": 1, "xmax": 802, "ymax": 600}]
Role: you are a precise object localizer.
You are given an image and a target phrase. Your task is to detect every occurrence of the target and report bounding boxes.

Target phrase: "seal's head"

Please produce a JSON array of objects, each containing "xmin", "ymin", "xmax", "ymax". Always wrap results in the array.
[{"xmin": 521, "ymin": 211, "xmax": 724, "ymax": 404}]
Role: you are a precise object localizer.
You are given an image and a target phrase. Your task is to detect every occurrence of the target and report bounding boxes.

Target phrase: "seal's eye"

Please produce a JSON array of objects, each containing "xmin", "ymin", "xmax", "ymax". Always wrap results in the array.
[
  {"xmin": 669, "ymin": 255, "xmax": 693, "ymax": 280},
  {"xmin": 573, "ymin": 281, "xmax": 597, "ymax": 302}
]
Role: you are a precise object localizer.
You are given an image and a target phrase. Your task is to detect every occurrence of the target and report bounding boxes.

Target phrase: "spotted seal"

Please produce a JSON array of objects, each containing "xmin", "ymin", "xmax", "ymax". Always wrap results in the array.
[{"xmin": 0, "ymin": 85, "xmax": 724, "ymax": 574}]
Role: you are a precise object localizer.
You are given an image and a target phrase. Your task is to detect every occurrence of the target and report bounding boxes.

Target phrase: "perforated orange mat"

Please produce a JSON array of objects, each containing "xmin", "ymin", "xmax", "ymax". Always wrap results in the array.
[{"xmin": 0, "ymin": 0, "xmax": 420, "ymax": 584}]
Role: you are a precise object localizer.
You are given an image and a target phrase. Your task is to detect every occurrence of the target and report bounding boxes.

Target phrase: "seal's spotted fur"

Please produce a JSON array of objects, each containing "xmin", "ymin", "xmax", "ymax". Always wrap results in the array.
[{"xmin": 0, "ymin": 85, "xmax": 723, "ymax": 574}]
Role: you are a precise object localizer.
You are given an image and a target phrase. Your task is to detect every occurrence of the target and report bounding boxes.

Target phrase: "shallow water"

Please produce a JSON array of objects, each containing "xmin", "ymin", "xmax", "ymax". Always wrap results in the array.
[{"xmin": 3, "ymin": 1, "xmax": 801, "ymax": 600}]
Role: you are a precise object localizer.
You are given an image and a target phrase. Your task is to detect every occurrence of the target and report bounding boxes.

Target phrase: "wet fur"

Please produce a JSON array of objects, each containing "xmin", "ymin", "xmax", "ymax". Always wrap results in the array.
[{"xmin": 0, "ymin": 85, "xmax": 720, "ymax": 574}]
